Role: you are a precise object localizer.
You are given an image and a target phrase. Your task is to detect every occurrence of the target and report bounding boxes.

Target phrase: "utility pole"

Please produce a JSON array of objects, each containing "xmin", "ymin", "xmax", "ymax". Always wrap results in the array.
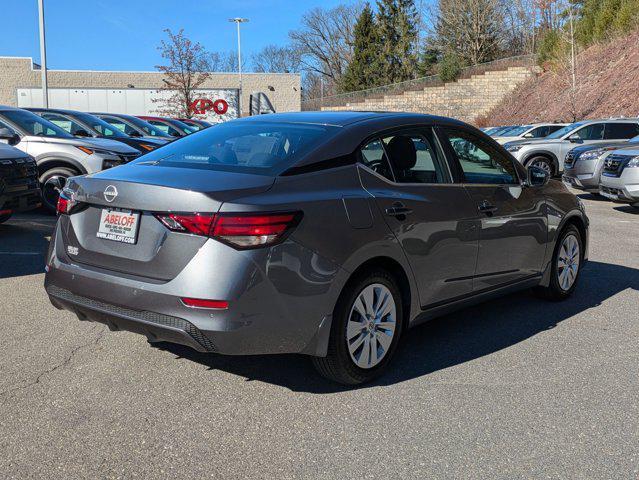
[
  {"xmin": 228, "ymin": 18, "xmax": 249, "ymax": 117},
  {"xmin": 38, "ymin": 0, "xmax": 49, "ymax": 107}
]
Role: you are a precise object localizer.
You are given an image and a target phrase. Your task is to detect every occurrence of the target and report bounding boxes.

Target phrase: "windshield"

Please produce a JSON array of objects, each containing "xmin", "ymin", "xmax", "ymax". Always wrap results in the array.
[
  {"xmin": 547, "ymin": 121, "xmax": 585, "ymax": 139},
  {"xmin": 126, "ymin": 117, "xmax": 172, "ymax": 137},
  {"xmin": 131, "ymin": 121, "xmax": 336, "ymax": 176},
  {"xmin": 0, "ymin": 109, "xmax": 73, "ymax": 138},
  {"xmin": 74, "ymin": 113, "xmax": 128, "ymax": 138},
  {"xmin": 501, "ymin": 125, "xmax": 533, "ymax": 136},
  {"xmin": 492, "ymin": 126, "xmax": 517, "ymax": 136}
]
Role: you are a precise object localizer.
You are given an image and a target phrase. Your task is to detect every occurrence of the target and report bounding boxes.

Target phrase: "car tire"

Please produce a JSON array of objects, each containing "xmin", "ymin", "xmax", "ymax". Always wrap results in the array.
[
  {"xmin": 312, "ymin": 269, "xmax": 404, "ymax": 385},
  {"xmin": 39, "ymin": 167, "xmax": 79, "ymax": 213},
  {"xmin": 0, "ymin": 212, "xmax": 12, "ymax": 224},
  {"xmin": 534, "ymin": 224, "xmax": 583, "ymax": 301},
  {"xmin": 526, "ymin": 156, "xmax": 556, "ymax": 177}
]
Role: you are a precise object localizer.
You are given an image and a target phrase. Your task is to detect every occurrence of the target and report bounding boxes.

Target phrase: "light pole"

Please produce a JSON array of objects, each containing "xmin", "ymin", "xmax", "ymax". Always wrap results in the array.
[
  {"xmin": 38, "ymin": 0, "xmax": 48, "ymax": 107},
  {"xmin": 228, "ymin": 18, "xmax": 248, "ymax": 117}
]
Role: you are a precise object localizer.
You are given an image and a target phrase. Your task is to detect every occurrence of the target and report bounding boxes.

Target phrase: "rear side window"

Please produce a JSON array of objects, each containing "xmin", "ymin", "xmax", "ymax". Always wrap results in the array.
[
  {"xmin": 132, "ymin": 121, "xmax": 335, "ymax": 176},
  {"xmin": 604, "ymin": 122, "xmax": 639, "ymax": 139},
  {"xmin": 359, "ymin": 139, "xmax": 394, "ymax": 181},
  {"xmin": 100, "ymin": 116, "xmax": 138, "ymax": 136},
  {"xmin": 441, "ymin": 128, "xmax": 518, "ymax": 185},
  {"xmin": 148, "ymin": 120, "xmax": 180, "ymax": 137},
  {"xmin": 381, "ymin": 129, "xmax": 449, "ymax": 184}
]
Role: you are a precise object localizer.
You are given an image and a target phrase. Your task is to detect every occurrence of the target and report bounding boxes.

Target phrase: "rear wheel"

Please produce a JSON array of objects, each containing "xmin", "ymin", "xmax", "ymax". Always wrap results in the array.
[
  {"xmin": 534, "ymin": 224, "xmax": 583, "ymax": 301},
  {"xmin": 527, "ymin": 156, "xmax": 555, "ymax": 177},
  {"xmin": 312, "ymin": 269, "xmax": 404, "ymax": 385},
  {"xmin": 39, "ymin": 167, "xmax": 78, "ymax": 213},
  {"xmin": 0, "ymin": 213, "xmax": 12, "ymax": 224}
]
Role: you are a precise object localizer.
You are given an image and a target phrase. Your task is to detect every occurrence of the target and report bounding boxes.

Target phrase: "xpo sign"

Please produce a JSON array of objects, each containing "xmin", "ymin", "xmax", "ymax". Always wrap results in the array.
[{"xmin": 189, "ymin": 98, "xmax": 229, "ymax": 115}]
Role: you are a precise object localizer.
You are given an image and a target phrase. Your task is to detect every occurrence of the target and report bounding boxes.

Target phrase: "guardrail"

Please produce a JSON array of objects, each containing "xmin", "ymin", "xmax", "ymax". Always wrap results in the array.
[{"xmin": 301, "ymin": 54, "xmax": 537, "ymax": 111}]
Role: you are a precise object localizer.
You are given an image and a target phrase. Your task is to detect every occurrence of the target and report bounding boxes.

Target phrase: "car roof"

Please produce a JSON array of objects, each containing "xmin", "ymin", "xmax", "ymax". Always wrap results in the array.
[
  {"xmin": 27, "ymin": 107, "xmax": 89, "ymax": 116},
  {"xmin": 234, "ymin": 111, "xmax": 464, "ymax": 128}
]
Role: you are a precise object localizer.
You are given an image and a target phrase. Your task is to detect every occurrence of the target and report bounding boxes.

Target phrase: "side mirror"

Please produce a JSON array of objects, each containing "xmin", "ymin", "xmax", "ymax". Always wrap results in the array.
[
  {"xmin": 74, "ymin": 129, "xmax": 91, "ymax": 137},
  {"xmin": 522, "ymin": 132, "xmax": 534, "ymax": 138},
  {"xmin": 568, "ymin": 133, "xmax": 582, "ymax": 143},
  {"xmin": 527, "ymin": 165, "xmax": 550, "ymax": 186},
  {"xmin": 0, "ymin": 127, "xmax": 20, "ymax": 146}
]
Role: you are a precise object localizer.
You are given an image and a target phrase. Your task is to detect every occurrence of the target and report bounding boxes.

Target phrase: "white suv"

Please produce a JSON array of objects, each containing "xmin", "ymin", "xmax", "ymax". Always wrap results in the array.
[
  {"xmin": 599, "ymin": 148, "xmax": 639, "ymax": 208},
  {"xmin": 503, "ymin": 119, "xmax": 639, "ymax": 176}
]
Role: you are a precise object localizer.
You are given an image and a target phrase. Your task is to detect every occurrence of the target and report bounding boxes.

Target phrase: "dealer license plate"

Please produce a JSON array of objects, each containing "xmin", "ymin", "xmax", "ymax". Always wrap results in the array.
[{"xmin": 97, "ymin": 208, "xmax": 140, "ymax": 244}]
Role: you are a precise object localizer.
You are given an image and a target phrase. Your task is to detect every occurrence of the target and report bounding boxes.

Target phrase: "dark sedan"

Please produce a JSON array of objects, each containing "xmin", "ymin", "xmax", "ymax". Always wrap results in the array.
[{"xmin": 45, "ymin": 112, "xmax": 589, "ymax": 385}]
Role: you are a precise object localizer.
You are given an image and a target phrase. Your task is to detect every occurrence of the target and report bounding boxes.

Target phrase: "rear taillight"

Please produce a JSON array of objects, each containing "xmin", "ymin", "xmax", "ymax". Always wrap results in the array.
[
  {"xmin": 56, "ymin": 192, "xmax": 76, "ymax": 215},
  {"xmin": 154, "ymin": 211, "xmax": 301, "ymax": 249}
]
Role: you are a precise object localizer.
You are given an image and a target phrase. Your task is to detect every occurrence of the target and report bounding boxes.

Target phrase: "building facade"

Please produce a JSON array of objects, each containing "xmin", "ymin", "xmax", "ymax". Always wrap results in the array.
[{"xmin": 0, "ymin": 57, "xmax": 301, "ymax": 119}]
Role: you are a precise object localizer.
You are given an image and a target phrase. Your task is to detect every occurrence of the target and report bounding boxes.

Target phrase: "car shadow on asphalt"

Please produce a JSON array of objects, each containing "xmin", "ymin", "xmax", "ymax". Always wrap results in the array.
[
  {"xmin": 613, "ymin": 205, "xmax": 639, "ymax": 214},
  {"xmin": 158, "ymin": 260, "xmax": 639, "ymax": 393},
  {"xmin": 0, "ymin": 214, "xmax": 55, "ymax": 279}
]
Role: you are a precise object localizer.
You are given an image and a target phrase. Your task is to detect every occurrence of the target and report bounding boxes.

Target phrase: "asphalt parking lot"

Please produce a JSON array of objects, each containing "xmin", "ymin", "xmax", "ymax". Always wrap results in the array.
[{"xmin": 1, "ymin": 191, "xmax": 637, "ymax": 479}]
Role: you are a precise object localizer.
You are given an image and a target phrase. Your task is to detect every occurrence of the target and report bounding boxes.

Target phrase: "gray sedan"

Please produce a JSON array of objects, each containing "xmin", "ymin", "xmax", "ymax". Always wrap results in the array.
[{"xmin": 44, "ymin": 112, "xmax": 589, "ymax": 385}]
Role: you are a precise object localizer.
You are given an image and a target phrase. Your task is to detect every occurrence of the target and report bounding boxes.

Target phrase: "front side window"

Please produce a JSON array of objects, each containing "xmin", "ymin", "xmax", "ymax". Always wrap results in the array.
[
  {"xmin": 604, "ymin": 122, "xmax": 639, "ymax": 139},
  {"xmin": 74, "ymin": 113, "xmax": 127, "ymax": 138},
  {"xmin": 441, "ymin": 128, "xmax": 518, "ymax": 185},
  {"xmin": 574, "ymin": 123, "xmax": 604, "ymax": 140},
  {"xmin": 527, "ymin": 126, "xmax": 549, "ymax": 138}
]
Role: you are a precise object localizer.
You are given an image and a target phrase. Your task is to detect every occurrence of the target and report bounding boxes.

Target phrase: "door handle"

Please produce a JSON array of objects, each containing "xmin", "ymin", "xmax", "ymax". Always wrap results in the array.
[
  {"xmin": 478, "ymin": 200, "xmax": 498, "ymax": 214},
  {"xmin": 385, "ymin": 203, "xmax": 413, "ymax": 217}
]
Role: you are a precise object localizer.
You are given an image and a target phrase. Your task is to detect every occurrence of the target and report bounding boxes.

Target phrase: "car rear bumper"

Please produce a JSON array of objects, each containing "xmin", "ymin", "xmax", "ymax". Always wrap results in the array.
[{"xmin": 44, "ymin": 224, "xmax": 346, "ymax": 357}]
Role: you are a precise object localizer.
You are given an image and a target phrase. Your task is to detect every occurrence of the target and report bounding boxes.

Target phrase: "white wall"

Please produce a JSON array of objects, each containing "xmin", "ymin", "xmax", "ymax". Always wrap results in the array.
[{"xmin": 17, "ymin": 88, "xmax": 239, "ymax": 123}]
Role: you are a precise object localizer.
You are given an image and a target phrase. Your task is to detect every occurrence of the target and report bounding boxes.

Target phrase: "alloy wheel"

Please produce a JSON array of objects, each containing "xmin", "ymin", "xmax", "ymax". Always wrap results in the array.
[
  {"xmin": 557, "ymin": 233, "xmax": 580, "ymax": 291},
  {"xmin": 532, "ymin": 159, "xmax": 553, "ymax": 175},
  {"xmin": 42, "ymin": 175, "xmax": 66, "ymax": 210},
  {"xmin": 346, "ymin": 283, "xmax": 397, "ymax": 369}
]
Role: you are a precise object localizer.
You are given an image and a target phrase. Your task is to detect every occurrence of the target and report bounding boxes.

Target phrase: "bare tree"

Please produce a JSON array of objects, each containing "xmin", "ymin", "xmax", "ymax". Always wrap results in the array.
[
  {"xmin": 154, "ymin": 29, "xmax": 212, "ymax": 118},
  {"xmin": 502, "ymin": 0, "xmax": 538, "ymax": 54},
  {"xmin": 289, "ymin": 3, "xmax": 363, "ymax": 90},
  {"xmin": 252, "ymin": 45, "xmax": 302, "ymax": 73},
  {"xmin": 210, "ymin": 51, "xmax": 245, "ymax": 73}
]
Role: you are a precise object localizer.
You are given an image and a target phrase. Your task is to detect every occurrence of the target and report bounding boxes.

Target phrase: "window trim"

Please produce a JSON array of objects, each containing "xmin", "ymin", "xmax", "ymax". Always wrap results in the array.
[
  {"xmin": 357, "ymin": 125, "xmax": 454, "ymax": 187},
  {"xmin": 437, "ymin": 125, "xmax": 522, "ymax": 186}
]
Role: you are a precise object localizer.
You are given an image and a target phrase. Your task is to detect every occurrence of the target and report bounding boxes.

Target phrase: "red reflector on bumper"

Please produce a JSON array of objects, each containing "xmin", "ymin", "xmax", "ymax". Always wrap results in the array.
[{"xmin": 181, "ymin": 297, "xmax": 228, "ymax": 310}]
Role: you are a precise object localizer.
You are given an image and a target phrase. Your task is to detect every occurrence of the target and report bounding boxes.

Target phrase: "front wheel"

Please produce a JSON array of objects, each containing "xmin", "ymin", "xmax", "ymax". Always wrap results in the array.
[
  {"xmin": 39, "ymin": 167, "xmax": 78, "ymax": 213},
  {"xmin": 312, "ymin": 269, "xmax": 404, "ymax": 385},
  {"xmin": 527, "ymin": 156, "xmax": 556, "ymax": 177},
  {"xmin": 534, "ymin": 224, "xmax": 583, "ymax": 301}
]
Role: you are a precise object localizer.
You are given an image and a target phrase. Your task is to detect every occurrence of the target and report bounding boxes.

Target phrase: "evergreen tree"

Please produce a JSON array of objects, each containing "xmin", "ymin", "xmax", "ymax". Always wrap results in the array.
[
  {"xmin": 376, "ymin": 0, "xmax": 419, "ymax": 84},
  {"xmin": 339, "ymin": 4, "xmax": 383, "ymax": 92}
]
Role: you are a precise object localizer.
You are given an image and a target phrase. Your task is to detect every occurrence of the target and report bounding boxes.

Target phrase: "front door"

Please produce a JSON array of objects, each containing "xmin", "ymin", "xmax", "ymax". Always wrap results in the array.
[
  {"xmin": 438, "ymin": 127, "xmax": 547, "ymax": 291},
  {"xmin": 358, "ymin": 127, "xmax": 480, "ymax": 308}
]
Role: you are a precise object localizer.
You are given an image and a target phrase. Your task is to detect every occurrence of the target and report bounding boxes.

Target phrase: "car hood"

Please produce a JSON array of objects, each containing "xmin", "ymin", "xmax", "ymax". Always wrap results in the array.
[
  {"xmin": 569, "ymin": 140, "xmax": 634, "ymax": 155},
  {"xmin": 24, "ymin": 135, "xmax": 139, "ymax": 153},
  {"xmin": 609, "ymin": 146, "xmax": 639, "ymax": 156},
  {"xmin": 0, "ymin": 143, "xmax": 30, "ymax": 160},
  {"xmin": 505, "ymin": 138, "xmax": 565, "ymax": 147}
]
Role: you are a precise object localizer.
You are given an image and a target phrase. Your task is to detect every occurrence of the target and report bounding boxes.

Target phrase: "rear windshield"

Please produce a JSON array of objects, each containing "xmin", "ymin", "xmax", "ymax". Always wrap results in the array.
[{"xmin": 131, "ymin": 121, "xmax": 336, "ymax": 175}]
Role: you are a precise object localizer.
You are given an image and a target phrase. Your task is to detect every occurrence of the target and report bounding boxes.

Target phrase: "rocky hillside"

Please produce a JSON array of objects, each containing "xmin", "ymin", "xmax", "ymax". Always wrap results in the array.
[{"xmin": 480, "ymin": 31, "xmax": 639, "ymax": 125}]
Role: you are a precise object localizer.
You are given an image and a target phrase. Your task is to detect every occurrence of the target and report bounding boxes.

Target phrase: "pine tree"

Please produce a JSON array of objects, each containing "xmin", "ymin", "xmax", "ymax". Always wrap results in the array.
[
  {"xmin": 376, "ymin": 0, "xmax": 419, "ymax": 84},
  {"xmin": 339, "ymin": 4, "xmax": 383, "ymax": 92}
]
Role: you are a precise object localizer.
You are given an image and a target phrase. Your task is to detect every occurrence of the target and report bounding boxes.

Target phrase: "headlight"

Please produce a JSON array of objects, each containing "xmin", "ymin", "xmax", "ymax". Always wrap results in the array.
[
  {"xmin": 579, "ymin": 147, "xmax": 616, "ymax": 161},
  {"xmin": 505, "ymin": 144, "xmax": 524, "ymax": 152},
  {"xmin": 74, "ymin": 146, "xmax": 119, "ymax": 156},
  {"xmin": 626, "ymin": 155, "xmax": 639, "ymax": 168}
]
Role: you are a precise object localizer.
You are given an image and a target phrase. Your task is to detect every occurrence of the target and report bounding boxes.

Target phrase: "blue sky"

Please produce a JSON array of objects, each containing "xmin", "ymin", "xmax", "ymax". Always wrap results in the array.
[{"xmin": 1, "ymin": 0, "xmax": 352, "ymax": 71}]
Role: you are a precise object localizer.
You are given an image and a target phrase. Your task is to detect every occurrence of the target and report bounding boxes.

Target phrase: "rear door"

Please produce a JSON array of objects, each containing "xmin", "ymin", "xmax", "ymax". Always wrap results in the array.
[
  {"xmin": 358, "ymin": 127, "xmax": 479, "ymax": 308},
  {"xmin": 438, "ymin": 127, "xmax": 547, "ymax": 290}
]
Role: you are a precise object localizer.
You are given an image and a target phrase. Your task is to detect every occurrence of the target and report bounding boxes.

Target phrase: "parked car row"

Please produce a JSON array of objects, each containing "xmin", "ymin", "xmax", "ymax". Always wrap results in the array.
[{"xmin": 0, "ymin": 105, "xmax": 212, "ymax": 212}]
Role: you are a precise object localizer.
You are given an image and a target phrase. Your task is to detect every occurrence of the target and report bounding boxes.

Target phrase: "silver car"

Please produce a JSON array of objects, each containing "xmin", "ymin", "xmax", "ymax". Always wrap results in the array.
[
  {"xmin": 44, "ymin": 112, "xmax": 589, "ymax": 385},
  {"xmin": 562, "ymin": 135, "xmax": 639, "ymax": 192},
  {"xmin": 599, "ymin": 147, "xmax": 639, "ymax": 208},
  {"xmin": 504, "ymin": 119, "xmax": 639, "ymax": 176},
  {"xmin": 0, "ymin": 106, "xmax": 140, "ymax": 211},
  {"xmin": 493, "ymin": 123, "xmax": 568, "ymax": 144}
]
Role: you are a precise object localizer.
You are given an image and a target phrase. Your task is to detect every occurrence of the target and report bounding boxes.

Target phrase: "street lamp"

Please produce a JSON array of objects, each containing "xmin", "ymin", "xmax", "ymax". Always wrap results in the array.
[
  {"xmin": 38, "ymin": 0, "xmax": 48, "ymax": 107},
  {"xmin": 228, "ymin": 17, "xmax": 249, "ymax": 117}
]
